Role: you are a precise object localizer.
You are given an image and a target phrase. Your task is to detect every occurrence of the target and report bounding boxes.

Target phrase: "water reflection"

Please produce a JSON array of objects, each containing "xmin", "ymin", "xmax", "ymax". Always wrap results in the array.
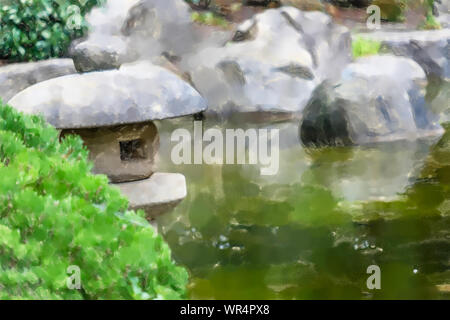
[{"xmin": 154, "ymin": 119, "xmax": 449, "ymax": 299}]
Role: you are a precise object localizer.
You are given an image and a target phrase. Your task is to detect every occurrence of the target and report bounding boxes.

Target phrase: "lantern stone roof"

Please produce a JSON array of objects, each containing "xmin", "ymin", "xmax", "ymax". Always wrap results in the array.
[{"xmin": 8, "ymin": 61, "xmax": 207, "ymax": 129}]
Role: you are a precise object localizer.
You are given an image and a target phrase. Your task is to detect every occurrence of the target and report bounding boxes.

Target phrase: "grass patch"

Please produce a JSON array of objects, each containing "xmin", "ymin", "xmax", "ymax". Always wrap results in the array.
[
  {"xmin": 352, "ymin": 37, "xmax": 382, "ymax": 59},
  {"xmin": 191, "ymin": 11, "xmax": 229, "ymax": 28}
]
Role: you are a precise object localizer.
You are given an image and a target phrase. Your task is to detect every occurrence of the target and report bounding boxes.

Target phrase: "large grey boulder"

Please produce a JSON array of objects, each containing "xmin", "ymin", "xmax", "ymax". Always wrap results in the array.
[
  {"xmin": 300, "ymin": 55, "xmax": 443, "ymax": 146},
  {"xmin": 8, "ymin": 61, "xmax": 207, "ymax": 129},
  {"xmin": 121, "ymin": 0, "xmax": 195, "ymax": 56},
  {"xmin": 70, "ymin": 0, "xmax": 138, "ymax": 72},
  {"xmin": 186, "ymin": 7, "xmax": 352, "ymax": 118},
  {"xmin": 355, "ymin": 29, "xmax": 450, "ymax": 80},
  {"xmin": 71, "ymin": 0, "xmax": 195, "ymax": 72},
  {"xmin": 0, "ymin": 59, "xmax": 76, "ymax": 102}
]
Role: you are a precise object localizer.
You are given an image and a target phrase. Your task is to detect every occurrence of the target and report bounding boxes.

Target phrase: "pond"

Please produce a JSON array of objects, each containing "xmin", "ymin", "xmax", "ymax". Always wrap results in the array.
[{"xmin": 154, "ymin": 117, "xmax": 449, "ymax": 300}]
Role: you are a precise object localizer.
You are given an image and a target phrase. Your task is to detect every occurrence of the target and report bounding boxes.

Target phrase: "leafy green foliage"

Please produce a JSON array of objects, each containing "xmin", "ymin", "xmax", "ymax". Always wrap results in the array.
[
  {"xmin": 0, "ymin": 0, "xmax": 102, "ymax": 61},
  {"xmin": 352, "ymin": 37, "xmax": 381, "ymax": 58},
  {"xmin": 420, "ymin": 6, "xmax": 441, "ymax": 29},
  {"xmin": 0, "ymin": 102, "xmax": 188, "ymax": 299},
  {"xmin": 191, "ymin": 11, "xmax": 229, "ymax": 28}
]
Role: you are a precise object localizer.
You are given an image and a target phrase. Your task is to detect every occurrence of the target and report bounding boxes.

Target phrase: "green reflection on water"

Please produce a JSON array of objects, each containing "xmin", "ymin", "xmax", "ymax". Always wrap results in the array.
[{"xmin": 155, "ymin": 121, "xmax": 450, "ymax": 300}]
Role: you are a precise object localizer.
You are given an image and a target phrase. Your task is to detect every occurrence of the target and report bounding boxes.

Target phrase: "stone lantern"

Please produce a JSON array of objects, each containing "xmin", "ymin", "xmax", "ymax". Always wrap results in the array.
[{"xmin": 8, "ymin": 61, "xmax": 207, "ymax": 219}]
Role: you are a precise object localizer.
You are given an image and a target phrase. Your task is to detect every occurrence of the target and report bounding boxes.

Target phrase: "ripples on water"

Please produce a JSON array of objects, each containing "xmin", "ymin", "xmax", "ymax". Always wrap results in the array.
[{"xmin": 154, "ymin": 117, "xmax": 449, "ymax": 299}]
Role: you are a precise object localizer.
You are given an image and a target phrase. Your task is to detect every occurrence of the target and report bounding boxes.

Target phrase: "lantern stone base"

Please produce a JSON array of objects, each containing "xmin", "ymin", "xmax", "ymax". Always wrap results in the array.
[{"xmin": 115, "ymin": 172, "xmax": 187, "ymax": 221}]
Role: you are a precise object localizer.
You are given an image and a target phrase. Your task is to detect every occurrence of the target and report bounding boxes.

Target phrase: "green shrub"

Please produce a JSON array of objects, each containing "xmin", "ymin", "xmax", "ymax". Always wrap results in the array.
[
  {"xmin": 191, "ymin": 11, "xmax": 229, "ymax": 28},
  {"xmin": 0, "ymin": 0, "xmax": 102, "ymax": 61},
  {"xmin": 0, "ymin": 102, "xmax": 188, "ymax": 299},
  {"xmin": 352, "ymin": 37, "xmax": 381, "ymax": 59},
  {"xmin": 420, "ymin": 4, "xmax": 441, "ymax": 30}
]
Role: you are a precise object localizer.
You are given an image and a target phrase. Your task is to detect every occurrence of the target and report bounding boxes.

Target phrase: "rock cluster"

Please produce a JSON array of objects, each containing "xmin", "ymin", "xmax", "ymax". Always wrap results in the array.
[
  {"xmin": 1, "ymin": 0, "xmax": 448, "ymax": 150},
  {"xmin": 71, "ymin": 0, "xmax": 196, "ymax": 72},
  {"xmin": 187, "ymin": 7, "xmax": 352, "ymax": 117}
]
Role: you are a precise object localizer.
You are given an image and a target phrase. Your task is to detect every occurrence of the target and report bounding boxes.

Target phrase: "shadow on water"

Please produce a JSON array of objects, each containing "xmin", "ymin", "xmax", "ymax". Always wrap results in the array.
[{"xmin": 154, "ymin": 118, "xmax": 449, "ymax": 299}]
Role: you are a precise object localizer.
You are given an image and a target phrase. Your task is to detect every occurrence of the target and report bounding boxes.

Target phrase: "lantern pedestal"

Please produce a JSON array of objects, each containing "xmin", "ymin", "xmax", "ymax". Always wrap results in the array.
[{"xmin": 116, "ymin": 172, "xmax": 187, "ymax": 221}]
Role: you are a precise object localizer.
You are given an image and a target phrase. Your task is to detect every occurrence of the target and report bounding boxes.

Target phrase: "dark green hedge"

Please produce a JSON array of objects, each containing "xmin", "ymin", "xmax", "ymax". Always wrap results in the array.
[
  {"xmin": 0, "ymin": 0, "xmax": 102, "ymax": 61},
  {"xmin": 0, "ymin": 102, "xmax": 188, "ymax": 299}
]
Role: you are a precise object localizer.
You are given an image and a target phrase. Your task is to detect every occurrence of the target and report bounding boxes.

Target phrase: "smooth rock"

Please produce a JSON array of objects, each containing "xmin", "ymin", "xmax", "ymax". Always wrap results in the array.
[
  {"xmin": 117, "ymin": 172, "xmax": 187, "ymax": 220},
  {"xmin": 186, "ymin": 7, "xmax": 352, "ymax": 118},
  {"xmin": 435, "ymin": 0, "xmax": 450, "ymax": 28},
  {"xmin": 355, "ymin": 29, "xmax": 450, "ymax": 80},
  {"xmin": 300, "ymin": 55, "xmax": 443, "ymax": 146},
  {"xmin": 71, "ymin": 36, "xmax": 132, "ymax": 73},
  {"xmin": 8, "ymin": 61, "xmax": 207, "ymax": 129},
  {"xmin": 0, "ymin": 59, "xmax": 76, "ymax": 102},
  {"xmin": 69, "ymin": 0, "xmax": 139, "ymax": 72}
]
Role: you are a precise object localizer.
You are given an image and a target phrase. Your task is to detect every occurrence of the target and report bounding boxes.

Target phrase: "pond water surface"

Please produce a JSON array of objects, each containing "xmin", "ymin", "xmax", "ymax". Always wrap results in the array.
[{"xmin": 154, "ymin": 118, "xmax": 449, "ymax": 299}]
